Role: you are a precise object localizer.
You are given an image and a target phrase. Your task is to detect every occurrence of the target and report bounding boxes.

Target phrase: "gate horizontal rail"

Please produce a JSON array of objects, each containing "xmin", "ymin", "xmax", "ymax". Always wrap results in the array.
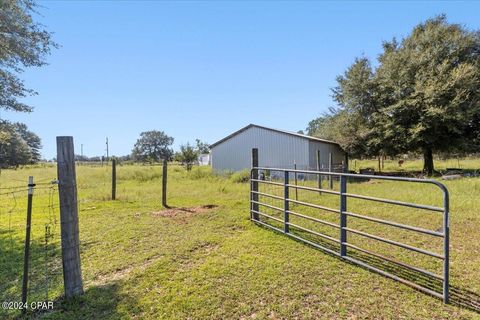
[{"xmin": 250, "ymin": 166, "xmax": 450, "ymax": 303}]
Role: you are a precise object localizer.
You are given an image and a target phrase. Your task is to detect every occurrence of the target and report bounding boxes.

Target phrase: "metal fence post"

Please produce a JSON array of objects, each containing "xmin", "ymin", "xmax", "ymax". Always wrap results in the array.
[
  {"xmin": 284, "ymin": 171, "xmax": 289, "ymax": 233},
  {"xmin": 443, "ymin": 190, "xmax": 450, "ymax": 304},
  {"xmin": 162, "ymin": 159, "xmax": 168, "ymax": 208},
  {"xmin": 329, "ymin": 153, "xmax": 333, "ymax": 189},
  {"xmin": 21, "ymin": 176, "xmax": 34, "ymax": 311},
  {"xmin": 57, "ymin": 136, "xmax": 84, "ymax": 298},
  {"xmin": 251, "ymin": 148, "xmax": 259, "ymax": 220},
  {"xmin": 339, "ymin": 174, "xmax": 347, "ymax": 257}
]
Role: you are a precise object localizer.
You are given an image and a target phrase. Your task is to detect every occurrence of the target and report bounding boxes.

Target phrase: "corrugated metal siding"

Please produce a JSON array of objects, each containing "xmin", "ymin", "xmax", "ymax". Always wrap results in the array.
[
  {"xmin": 211, "ymin": 126, "xmax": 310, "ymax": 172},
  {"xmin": 308, "ymin": 141, "xmax": 346, "ymax": 170}
]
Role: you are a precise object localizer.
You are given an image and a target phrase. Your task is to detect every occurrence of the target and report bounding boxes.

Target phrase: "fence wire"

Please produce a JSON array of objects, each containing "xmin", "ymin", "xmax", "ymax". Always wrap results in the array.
[{"xmin": 0, "ymin": 181, "xmax": 62, "ymax": 317}]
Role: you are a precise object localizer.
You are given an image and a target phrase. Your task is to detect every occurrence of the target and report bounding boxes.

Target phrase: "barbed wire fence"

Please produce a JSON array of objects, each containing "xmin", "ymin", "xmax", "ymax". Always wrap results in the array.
[
  {"xmin": 1, "ymin": 137, "xmax": 177, "ymax": 317},
  {"xmin": 0, "ymin": 138, "xmax": 212, "ymax": 317}
]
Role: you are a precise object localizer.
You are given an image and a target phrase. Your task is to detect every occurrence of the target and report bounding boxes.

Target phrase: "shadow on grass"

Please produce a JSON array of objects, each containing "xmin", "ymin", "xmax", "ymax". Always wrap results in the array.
[
  {"xmin": 0, "ymin": 228, "xmax": 69, "ymax": 319},
  {"xmin": 255, "ymin": 221, "xmax": 480, "ymax": 314},
  {"xmin": 0, "ymin": 231, "xmax": 119, "ymax": 320},
  {"xmin": 28, "ymin": 281, "xmax": 134, "ymax": 320}
]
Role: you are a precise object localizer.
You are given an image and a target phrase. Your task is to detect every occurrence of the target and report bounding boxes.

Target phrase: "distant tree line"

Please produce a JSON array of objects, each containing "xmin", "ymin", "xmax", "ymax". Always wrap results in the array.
[
  {"xmin": 73, "ymin": 133, "xmax": 210, "ymax": 170},
  {"xmin": 307, "ymin": 16, "xmax": 480, "ymax": 175},
  {"xmin": 74, "ymin": 155, "xmax": 131, "ymax": 162}
]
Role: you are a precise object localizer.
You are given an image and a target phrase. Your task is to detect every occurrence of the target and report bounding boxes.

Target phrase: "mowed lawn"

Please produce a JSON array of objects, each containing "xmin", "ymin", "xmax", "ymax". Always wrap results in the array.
[{"xmin": 1, "ymin": 163, "xmax": 480, "ymax": 319}]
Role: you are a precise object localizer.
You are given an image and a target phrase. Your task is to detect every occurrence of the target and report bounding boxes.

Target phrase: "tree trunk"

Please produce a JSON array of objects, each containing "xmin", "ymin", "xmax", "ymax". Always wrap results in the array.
[{"xmin": 423, "ymin": 147, "xmax": 434, "ymax": 176}]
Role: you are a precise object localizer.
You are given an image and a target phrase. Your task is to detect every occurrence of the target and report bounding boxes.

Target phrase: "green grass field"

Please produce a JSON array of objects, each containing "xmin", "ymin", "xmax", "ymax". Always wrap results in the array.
[{"xmin": 1, "ymin": 162, "xmax": 480, "ymax": 319}]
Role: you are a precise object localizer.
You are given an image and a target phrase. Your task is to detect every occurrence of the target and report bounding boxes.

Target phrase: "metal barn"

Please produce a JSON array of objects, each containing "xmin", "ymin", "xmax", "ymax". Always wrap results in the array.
[{"xmin": 210, "ymin": 124, "xmax": 346, "ymax": 172}]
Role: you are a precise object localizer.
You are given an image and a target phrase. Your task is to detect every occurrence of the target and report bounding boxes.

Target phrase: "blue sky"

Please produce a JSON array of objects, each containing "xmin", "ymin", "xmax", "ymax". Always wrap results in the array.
[{"xmin": 3, "ymin": 1, "xmax": 480, "ymax": 159}]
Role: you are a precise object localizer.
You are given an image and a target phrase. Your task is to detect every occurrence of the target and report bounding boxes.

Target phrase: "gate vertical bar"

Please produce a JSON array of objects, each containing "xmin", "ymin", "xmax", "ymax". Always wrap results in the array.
[
  {"xmin": 329, "ymin": 153, "xmax": 333, "ymax": 189},
  {"xmin": 316, "ymin": 150, "xmax": 322, "ymax": 195},
  {"xmin": 294, "ymin": 162, "xmax": 298, "ymax": 201},
  {"xmin": 284, "ymin": 171, "xmax": 289, "ymax": 233},
  {"xmin": 251, "ymin": 148, "xmax": 259, "ymax": 220},
  {"xmin": 443, "ymin": 189, "xmax": 450, "ymax": 303},
  {"xmin": 339, "ymin": 175, "xmax": 347, "ymax": 256}
]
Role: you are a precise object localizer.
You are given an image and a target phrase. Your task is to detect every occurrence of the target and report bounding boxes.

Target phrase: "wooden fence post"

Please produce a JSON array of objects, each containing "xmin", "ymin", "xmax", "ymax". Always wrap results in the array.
[
  {"xmin": 112, "ymin": 159, "xmax": 116, "ymax": 200},
  {"xmin": 21, "ymin": 176, "xmax": 34, "ymax": 311},
  {"xmin": 56, "ymin": 136, "xmax": 84, "ymax": 298},
  {"xmin": 162, "ymin": 159, "xmax": 168, "ymax": 208},
  {"xmin": 251, "ymin": 148, "xmax": 259, "ymax": 220}
]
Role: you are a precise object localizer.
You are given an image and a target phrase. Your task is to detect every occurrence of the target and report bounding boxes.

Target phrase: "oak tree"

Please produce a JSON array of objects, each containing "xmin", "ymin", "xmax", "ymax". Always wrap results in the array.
[
  {"xmin": 311, "ymin": 16, "xmax": 480, "ymax": 175},
  {"xmin": 132, "ymin": 131, "xmax": 174, "ymax": 162}
]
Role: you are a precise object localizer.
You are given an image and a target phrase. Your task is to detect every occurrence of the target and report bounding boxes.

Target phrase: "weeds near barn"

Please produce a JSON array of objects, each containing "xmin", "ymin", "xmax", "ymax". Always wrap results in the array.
[{"xmin": 0, "ymin": 163, "xmax": 479, "ymax": 319}]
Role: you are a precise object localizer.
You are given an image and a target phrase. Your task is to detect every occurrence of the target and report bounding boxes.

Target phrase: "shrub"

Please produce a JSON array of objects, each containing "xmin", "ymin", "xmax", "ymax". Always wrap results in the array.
[
  {"xmin": 177, "ymin": 143, "xmax": 199, "ymax": 171},
  {"xmin": 172, "ymin": 166, "xmax": 184, "ymax": 173},
  {"xmin": 229, "ymin": 169, "xmax": 250, "ymax": 183}
]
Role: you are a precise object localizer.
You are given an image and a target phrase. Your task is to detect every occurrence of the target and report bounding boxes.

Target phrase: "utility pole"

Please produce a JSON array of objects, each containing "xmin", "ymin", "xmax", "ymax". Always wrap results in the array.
[
  {"xmin": 106, "ymin": 137, "xmax": 109, "ymax": 163},
  {"xmin": 81, "ymin": 144, "xmax": 84, "ymax": 157}
]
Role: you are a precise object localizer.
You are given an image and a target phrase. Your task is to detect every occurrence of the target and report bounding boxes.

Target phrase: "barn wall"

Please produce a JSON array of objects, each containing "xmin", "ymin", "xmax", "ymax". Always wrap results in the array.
[
  {"xmin": 308, "ymin": 141, "xmax": 346, "ymax": 170},
  {"xmin": 211, "ymin": 126, "xmax": 310, "ymax": 172}
]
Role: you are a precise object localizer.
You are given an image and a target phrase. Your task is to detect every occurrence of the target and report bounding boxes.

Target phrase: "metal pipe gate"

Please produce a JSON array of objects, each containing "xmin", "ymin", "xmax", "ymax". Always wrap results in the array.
[{"xmin": 250, "ymin": 165, "xmax": 450, "ymax": 303}]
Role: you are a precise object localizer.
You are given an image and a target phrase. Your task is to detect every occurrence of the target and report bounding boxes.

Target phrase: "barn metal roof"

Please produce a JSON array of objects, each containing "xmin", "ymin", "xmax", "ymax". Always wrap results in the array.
[{"xmin": 210, "ymin": 124, "xmax": 341, "ymax": 148}]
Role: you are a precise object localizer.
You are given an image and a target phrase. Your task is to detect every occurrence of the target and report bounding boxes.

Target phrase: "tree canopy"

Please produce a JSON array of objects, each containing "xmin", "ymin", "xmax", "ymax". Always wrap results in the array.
[
  {"xmin": 195, "ymin": 139, "xmax": 210, "ymax": 154},
  {"xmin": 0, "ymin": 0, "xmax": 57, "ymax": 166},
  {"xmin": 132, "ymin": 130, "xmax": 174, "ymax": 162},
  {"xmin": 0, "ymin": 120, "xmax": 42, "ymax": 167},
  {"xmin": 1, "ymin": 0, "xmax": 57, "ymax": 112},
  {"xmin": 309, "ymin": 16, "xmax": 480, "ymax": 175}
]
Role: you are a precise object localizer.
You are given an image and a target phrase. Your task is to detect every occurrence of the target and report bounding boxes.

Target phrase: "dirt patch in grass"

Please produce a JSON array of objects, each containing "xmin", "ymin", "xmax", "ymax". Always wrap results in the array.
[
  {"xmin": 188, "ymin": 241, "xmax": 219, "ymax": 254},
  {"xmin": 151, "ymin": 205, "xmax": 218, "ymax": 218},
  {"xmin": 91, "ymin": 253, "xmax": 165, "ymax": 286}
]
